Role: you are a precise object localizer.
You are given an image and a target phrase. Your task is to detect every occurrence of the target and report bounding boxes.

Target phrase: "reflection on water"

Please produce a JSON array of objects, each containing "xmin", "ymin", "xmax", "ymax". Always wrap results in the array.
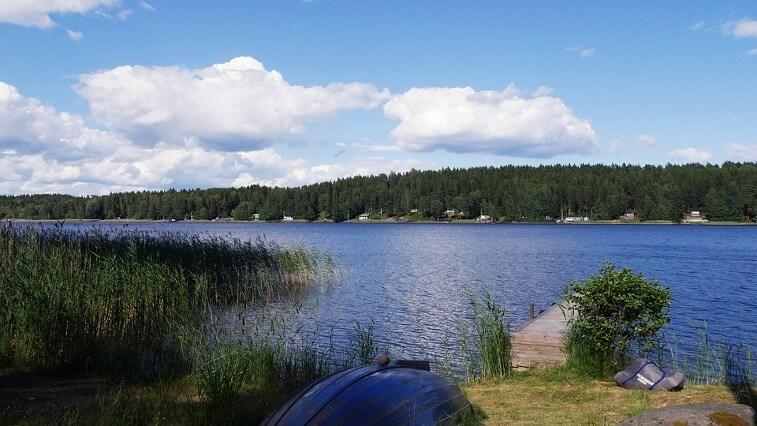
[{"xmin": 46, "ymin": 222, "xmax": 757, "ymax": 368}]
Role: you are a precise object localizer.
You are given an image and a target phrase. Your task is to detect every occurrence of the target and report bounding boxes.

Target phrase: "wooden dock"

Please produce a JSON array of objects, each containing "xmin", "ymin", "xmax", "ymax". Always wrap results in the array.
[{"xmin": 511, "ymin": 301, "xmax": 574, "ymax": 369}]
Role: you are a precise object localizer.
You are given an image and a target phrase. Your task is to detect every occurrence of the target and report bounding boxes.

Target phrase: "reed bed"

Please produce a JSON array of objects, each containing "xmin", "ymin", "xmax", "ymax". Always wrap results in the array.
[
  {"xmin": 0, "ymin": 222, "xmax": 332, "ymax": 376},
  {"xmin": 663, "ymin": 323, "xmax": 756, "ymax": 388}
]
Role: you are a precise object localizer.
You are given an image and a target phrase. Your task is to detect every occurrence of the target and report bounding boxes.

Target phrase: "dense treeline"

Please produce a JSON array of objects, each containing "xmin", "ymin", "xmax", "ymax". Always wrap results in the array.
[{"xmin": 2, "ymin": 163, "xmax": 756, "ymax": 222}]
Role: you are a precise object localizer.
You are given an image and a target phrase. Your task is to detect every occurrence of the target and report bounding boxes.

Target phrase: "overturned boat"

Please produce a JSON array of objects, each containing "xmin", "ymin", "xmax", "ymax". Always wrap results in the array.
[{"xmin": 264, "ymin": 359, "xmax": 471, "ymax": 425}]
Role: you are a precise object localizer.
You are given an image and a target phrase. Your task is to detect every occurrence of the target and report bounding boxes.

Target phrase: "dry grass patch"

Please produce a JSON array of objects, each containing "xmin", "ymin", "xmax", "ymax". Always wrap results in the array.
[{"xmin": 462, "ymin": 369, "xmax": 738, "ymax": 425}]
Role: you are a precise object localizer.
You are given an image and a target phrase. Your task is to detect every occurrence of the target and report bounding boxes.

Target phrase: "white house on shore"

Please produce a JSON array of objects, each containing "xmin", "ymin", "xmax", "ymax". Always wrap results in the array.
[
  {"xmin": 358, "ymin": 213, "xmax": 370, "ymax": 221},
  {"xmin": 476, "ymin": 214, "xmax": 492, "ymax": 222},
  {"xmin": 683, "ymin": 210, "xmax": 708, "ymax": 223},
  {"xmin": 282, "ymin": 215, "xmax": 294, "ymax": 221},
  {"xmin": 562, "ymin": 215, "xmax": 589, "ymax": 222}
]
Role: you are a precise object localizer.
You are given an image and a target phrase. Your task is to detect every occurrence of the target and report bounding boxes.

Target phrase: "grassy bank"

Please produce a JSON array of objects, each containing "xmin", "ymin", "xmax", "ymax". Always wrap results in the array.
[
  {"xmin": 2, "ymin": 366, "xmax": 741, "ymax": 425},
  {"xmin": 2, "ymin": 322, "xmax": 753, "ymax": 425},
  {"xmin": 462, "ymin": 368, "xmax": 743, "ymax": 425}
]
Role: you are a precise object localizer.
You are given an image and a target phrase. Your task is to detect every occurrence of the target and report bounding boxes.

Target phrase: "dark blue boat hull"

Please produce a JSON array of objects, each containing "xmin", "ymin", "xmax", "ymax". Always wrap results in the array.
[{"xmin": 264, "ymin": 363, "xmax": 470, "ymax": 425}]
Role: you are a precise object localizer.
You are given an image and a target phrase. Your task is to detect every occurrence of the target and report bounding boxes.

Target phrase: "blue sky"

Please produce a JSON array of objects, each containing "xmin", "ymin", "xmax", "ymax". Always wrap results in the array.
[{"xmin": 1, "ymin": 1, "xmax": 756, "ymax": 194}]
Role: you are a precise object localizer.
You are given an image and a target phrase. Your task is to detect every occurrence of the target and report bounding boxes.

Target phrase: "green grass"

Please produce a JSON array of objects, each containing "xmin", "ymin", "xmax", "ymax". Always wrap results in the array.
[
  {"xmin": 194, "ymin": 339, "xmax": 336, "ymax": 406},
  {"xmin": 462, "ymin": 367, "xmax": 741, "ymax": 425}
]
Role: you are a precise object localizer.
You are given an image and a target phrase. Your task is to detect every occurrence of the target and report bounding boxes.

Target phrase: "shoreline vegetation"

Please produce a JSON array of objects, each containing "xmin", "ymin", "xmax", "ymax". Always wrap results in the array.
[
  {"xmin": 1, "ymin": 228, "xmax": 754, "ymax": 424},
  {"xmin": 5, "ymin": 217, "xmax": 757, "ymax": 226},
  {"xmin": 2, "ymin": 164, "xmax": 757, "ymax": 225}
]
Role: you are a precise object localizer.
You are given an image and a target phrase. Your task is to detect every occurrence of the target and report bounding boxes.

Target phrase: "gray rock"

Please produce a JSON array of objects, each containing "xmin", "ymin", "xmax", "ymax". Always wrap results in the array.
[{"xmin": 618, "ymin": 403, "xmax": 755, "ymax": 425}]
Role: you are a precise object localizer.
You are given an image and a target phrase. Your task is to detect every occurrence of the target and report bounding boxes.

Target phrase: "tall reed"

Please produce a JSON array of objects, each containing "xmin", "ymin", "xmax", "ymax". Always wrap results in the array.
[
  {"xmin": 663, "ymin": 322, "xmax": 756, "ymax": 387},
  {"xmin": 347, "ymin": 321, "xmax": 378, "ymax": 366},
  {"xmin": 469, "ymin": 291, "xmax": 512, "ymax": 379}
]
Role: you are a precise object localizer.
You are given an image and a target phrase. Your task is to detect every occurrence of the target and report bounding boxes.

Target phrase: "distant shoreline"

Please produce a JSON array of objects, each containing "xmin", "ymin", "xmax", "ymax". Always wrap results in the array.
[{"xmin": 5, "ymin": 218, "xmax": 756, "ymax": 226}]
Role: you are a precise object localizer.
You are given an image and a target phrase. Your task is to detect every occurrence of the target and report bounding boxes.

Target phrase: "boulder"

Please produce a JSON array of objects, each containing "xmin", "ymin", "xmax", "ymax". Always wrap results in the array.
[{"xmin": 618, "ymin": 403, "xmax": 754, "ymax": 425}]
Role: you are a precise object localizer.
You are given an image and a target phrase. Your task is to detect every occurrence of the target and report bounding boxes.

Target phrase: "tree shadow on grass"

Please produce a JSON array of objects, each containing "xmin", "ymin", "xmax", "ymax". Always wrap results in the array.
[{"xmin": 0, "ymin": 367, "xmax": 289, "ymax": 425}]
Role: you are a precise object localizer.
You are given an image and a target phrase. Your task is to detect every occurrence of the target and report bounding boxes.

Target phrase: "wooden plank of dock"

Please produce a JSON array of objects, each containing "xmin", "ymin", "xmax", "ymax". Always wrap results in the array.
[{"xmin": 511, "ymin": 301, "xmax": 574, "ymax": 369}]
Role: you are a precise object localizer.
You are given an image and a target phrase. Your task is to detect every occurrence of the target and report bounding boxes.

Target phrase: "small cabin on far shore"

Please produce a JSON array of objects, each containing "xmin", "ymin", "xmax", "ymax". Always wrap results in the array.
[
  {"xmin": 476, "ymin": 214, "xmax": 492, "ymax": 222},
  {"xmin": 358, "ymin": 213, "xmax": 370, "ymax": 221},
  {"xmin": 562, "ymin": 215, "xmax": 589, "ymax": 223},
  {"xmin": 683, "ymin": 210, "xmax": 708, "ymax": 223},
  {"xmin": 622, "ymin": 211, "xmax": 636, "ymax": 220}
]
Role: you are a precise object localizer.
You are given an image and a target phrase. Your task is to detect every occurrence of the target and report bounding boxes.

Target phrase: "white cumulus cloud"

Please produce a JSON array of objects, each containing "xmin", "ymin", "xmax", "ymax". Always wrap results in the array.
[
  {"xmin": 0, "ymin": 81, "xmax": 125, "ymax": 159},
  {"xmin": 669, "ymin": 147, "xmax": 712, "ymax": 163},
  {"xmin": 383, "ymin": 85, "xmax": 597, "ymax": 158},
  {"xmin": 0, "ymin": 80, "xmax": 418, "ymax": 195},
  {"xmin": 76, "ymin": 56, "xmax": 390, "ymax": 150},
  {"xmin": 723, "ymin": 18, "xmax": 757, "ymax": 39},
  {"xmin": 0, "ymin": 0, "xmax": 119, "ymax": 28}
]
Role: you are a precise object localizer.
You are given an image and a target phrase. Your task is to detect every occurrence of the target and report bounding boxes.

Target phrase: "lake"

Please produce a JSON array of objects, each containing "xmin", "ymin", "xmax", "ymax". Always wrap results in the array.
[{"xmin": 38, "ymin": 222, "xmax": 757, "ymax": 369}]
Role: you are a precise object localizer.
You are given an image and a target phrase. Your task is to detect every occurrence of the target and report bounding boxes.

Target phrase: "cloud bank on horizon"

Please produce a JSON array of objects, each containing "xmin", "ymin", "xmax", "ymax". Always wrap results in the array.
[{"xmin": 0, "ymin": 2, "xmax": 755, "ymax": 195}]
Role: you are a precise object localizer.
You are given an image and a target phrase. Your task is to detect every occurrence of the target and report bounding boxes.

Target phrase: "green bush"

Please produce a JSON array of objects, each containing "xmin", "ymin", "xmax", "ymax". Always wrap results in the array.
[{"xmin": 563, "ymin": 263, "xmax": 671, "ymax": 376}]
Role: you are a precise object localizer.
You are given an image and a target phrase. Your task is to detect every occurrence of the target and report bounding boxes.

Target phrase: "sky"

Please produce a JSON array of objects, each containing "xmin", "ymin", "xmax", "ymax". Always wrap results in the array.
[{"xmin": 1, "ymin": 1, "xmax": 756, "ymax": 195}]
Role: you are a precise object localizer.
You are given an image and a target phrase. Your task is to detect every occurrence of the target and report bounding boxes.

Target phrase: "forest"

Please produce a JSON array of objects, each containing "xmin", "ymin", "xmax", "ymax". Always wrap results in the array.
[{"xmin": 1, "ymin": 163, "xmax": 756, "ymax": 222}]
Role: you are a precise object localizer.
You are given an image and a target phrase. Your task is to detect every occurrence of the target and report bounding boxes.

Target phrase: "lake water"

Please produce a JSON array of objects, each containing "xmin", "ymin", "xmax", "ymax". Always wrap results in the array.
[{"xmin": 44, "ymin": 222, "xmax": 757, "ymax": 368}]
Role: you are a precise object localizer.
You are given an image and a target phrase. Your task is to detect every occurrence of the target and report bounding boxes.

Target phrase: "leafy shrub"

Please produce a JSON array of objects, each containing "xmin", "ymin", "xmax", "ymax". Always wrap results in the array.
[{"xmin": 563, "ymin": 263, "xmax": 671, "ymax": 375}]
